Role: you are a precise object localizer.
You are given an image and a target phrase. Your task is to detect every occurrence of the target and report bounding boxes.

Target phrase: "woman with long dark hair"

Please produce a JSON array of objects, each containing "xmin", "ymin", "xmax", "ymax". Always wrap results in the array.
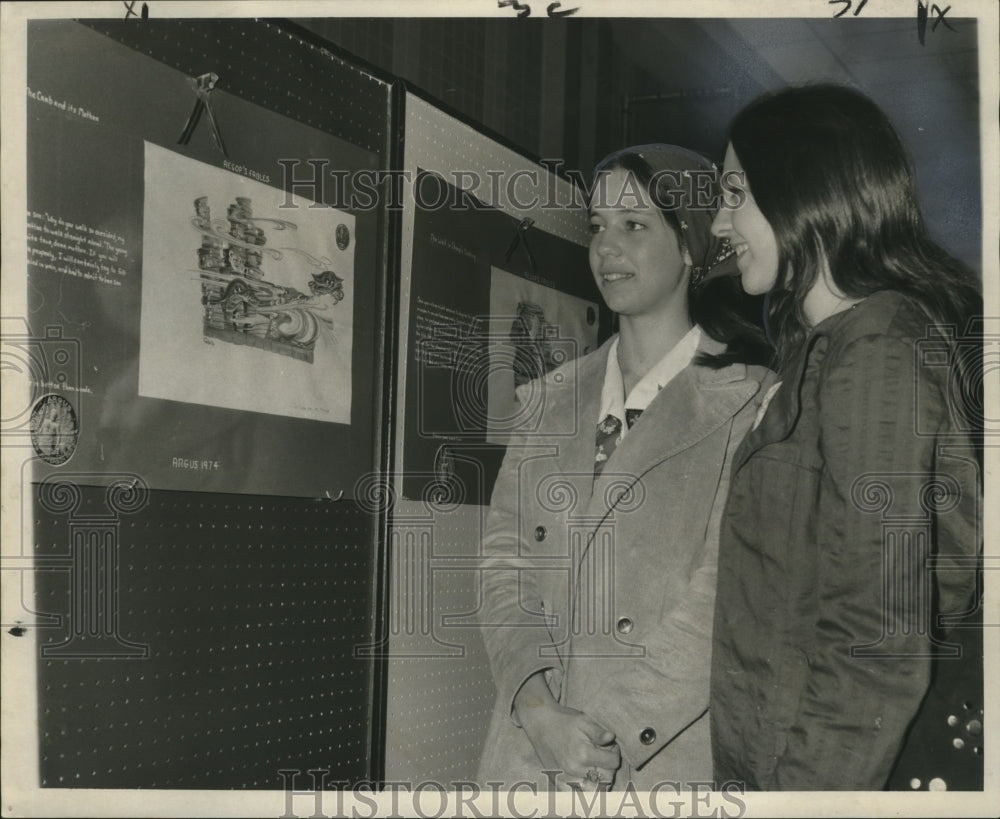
[
  {"xmin": 709, "ymin": 83, "xmax": 982, "ymax": 790},
  {"xmin": 478, "ymin": 145, "xmax": 774, "ymax": 790}
]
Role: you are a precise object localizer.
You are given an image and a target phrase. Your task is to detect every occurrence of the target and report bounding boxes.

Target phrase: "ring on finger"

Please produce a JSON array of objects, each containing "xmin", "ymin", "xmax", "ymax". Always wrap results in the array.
[{"xmin": 585, "ymin": 768, "xmax": 602, "ymax": 784}]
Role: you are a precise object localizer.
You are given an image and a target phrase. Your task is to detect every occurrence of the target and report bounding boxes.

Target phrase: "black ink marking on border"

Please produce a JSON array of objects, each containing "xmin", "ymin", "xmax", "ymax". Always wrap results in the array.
[
  {"xmin": 498, "ymin": 0, "xmax": 533, "ymax": 18},
  {"xmin": 918, "ymin": 1, "xmax": 957, "ymax": 45},
  {"xmin": 547, "ymin": 2, "xmax": 580, "ymax": 17},
  {"xmin": 829, "ymin": 0, "xmax": 867, "ymax": 18},
  {"xmin": 123, "ymin": 1, "xmax": 149, "ymax": 19}
]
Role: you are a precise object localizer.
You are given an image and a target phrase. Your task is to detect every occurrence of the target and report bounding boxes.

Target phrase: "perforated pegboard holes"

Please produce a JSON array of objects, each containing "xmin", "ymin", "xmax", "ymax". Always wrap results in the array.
[
  {"xmin": 37, "ymin": 486, "xmax": 377, "ymax": 789},
  {"xmin": 84, "ymin": 19, "xmax": 390, "ymax": 154}
]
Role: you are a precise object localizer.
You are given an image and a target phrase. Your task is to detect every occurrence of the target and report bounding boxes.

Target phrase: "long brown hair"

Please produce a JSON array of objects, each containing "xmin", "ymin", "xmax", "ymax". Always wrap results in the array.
[{"xmin": 729, "ymin": 84, "xmax": 981, "ymax": 369}]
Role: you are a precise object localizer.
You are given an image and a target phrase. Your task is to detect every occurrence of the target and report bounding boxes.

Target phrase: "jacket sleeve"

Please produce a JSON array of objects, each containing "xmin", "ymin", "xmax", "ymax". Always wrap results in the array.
[
  {"xmin": 479, "ymin": 436, "xmax": 562, "ymax": 725},
  {"xmin": 570, "ymin": 392, "xmax": 762, "ymax": 770},
  {"xmin": 772, "ymin": 332, "xmax": 980, "ymax": 790}
]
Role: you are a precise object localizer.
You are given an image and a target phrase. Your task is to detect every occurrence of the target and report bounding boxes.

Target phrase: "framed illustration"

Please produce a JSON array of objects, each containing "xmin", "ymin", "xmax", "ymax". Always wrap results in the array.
[
  {"xmin": 25, "ymin": 19, "xmax": 386, "ymax": 498},
  {"xmin": 138, "ymin": 143, "xmax": 356, "ymax": 425}
]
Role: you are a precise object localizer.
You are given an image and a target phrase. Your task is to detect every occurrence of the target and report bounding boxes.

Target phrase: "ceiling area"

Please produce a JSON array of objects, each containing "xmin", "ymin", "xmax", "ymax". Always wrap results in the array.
[{"xmin": 615, "ymin": 15, "xmax": 983, "ymax": 268}]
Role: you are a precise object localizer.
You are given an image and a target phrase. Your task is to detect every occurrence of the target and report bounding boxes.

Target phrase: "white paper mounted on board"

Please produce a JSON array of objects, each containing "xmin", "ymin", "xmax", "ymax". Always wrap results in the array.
[{"xmin": 139, "ymin": 141, "xmax": 355, "ymax": 426}]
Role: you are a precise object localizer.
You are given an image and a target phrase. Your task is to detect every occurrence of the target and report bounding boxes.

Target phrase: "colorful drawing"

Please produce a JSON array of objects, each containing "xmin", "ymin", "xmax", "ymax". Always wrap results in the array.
[{"xmin": 193, "ymin": 196, "xmax": 346, "ymax": 364}]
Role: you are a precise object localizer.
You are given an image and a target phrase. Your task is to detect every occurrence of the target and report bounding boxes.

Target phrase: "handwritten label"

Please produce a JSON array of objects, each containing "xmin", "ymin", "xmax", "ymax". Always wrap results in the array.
[
  {"xmin": 413, "ymin": 296, "xmax": 476, "ymax": 369},
  {"xmin": 27, "ymin": 211, "xmax": 128, "ymax": 287},
  {"xmin": 546, "ymin": 2, "xmax": 579, "ymax": 17},
  {"xmin": 829, "ymin": 0, "xmax": 868, "ymax": 17},
  {"xmin": 917, "ymin": 1, "xmax": 956, "ymax": 44},
  {"xmin": 827, "ymin": 0, "xmax": 958, "ymax": 45},
  {"xmin": 171, "ymin": 458, "xmax": 221, "ymax": 471},
  {"xmin": 123, "ymin": 1, "xmax": 149, "ymax": 19},
  {"xmin": 26, "ymin": 87, "xmax": 99, "ymax": 122},
  {"xmin": 31, "ymin": 380, "xmax": 93, "ymax": 395},
  {"xmin": 222, "ymin": 159, "xmax": 271, "ymax": 185},
  {"xmin": 429, "ymin": 232, "xmax": 476, "ymax": 261},
  {"xmin": 498, "ymin": 0, "xmax": 579, "ymax": 18}
]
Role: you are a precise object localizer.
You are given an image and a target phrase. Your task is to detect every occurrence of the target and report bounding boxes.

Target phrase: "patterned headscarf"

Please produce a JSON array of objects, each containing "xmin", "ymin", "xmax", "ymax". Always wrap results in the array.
[{"xmin": 593, "ymin": 143, "xmax": 738, "ymax": 287}]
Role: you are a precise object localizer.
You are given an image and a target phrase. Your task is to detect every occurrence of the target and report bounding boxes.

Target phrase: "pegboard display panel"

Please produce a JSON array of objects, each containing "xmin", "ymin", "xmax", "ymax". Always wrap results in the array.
[
  {"xmin": 395, "ymin": 91, "xmax": 606, "ymax": 504},
  {"xmin": 34, "ymin": 484, "xmax": 377, "ymax": 789},
  {"xmin": 82, "ymin": 18, "xmax": 390, "ymax": 156},
  {"xmin": 384, "ymin": 502, "xmax": 496, "ymax": 784},
  {"xmin": 384, "ymin": 91, "xmax": 605, "ymax": 782},
  {"xmin": 293, "ymin": 19, "xmax": 547, "ymax": 163},
  {"xmin": 393, "ymin": 94, "xmax": 597, "ymax": 484},
  {"xmin": 25, "ymin": 19, "xmax": 393, "ymax": 497}
]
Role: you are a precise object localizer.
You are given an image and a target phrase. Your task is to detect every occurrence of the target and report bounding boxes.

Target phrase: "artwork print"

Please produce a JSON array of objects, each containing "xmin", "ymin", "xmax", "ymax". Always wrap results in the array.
[
  {"xmin": 486, "ymin": 267, "xmax": 600, "ymax": 444},
  {"xmin": 139, "ymin": 142, "xmax": 355, "ymax": 425},
  {"xmin": 195, "ymin": 196, "xmax": 346, "ymax": 364}
]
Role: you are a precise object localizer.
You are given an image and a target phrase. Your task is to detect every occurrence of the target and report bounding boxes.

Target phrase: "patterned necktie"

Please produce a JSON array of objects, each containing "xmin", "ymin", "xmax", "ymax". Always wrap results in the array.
[{"xmin": 593, "ymin": 409, "xmax": 643, "ymax": 477}]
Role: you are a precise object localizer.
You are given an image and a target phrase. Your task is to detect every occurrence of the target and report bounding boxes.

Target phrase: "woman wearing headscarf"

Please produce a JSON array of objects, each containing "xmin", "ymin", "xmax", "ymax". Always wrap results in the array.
[
  {"xmin": 477, "ymin": 145, "xmax": 775, "ymax": 791},
  {"xmin": 709, "ymin": 84, "xmax": 982, "ymax": 790}
]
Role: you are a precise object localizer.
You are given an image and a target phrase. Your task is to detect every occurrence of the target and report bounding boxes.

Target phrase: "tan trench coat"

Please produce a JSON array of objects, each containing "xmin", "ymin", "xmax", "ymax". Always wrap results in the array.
[{"xmin": 478, "ymin": 333, "xmax": 773, "ymax": 790}]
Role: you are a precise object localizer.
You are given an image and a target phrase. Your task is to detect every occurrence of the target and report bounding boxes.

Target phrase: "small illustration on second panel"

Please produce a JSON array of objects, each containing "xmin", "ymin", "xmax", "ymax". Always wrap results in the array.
[{"xmin": 486, "ymin": 267, "xmax": 599, "ymax": 443}]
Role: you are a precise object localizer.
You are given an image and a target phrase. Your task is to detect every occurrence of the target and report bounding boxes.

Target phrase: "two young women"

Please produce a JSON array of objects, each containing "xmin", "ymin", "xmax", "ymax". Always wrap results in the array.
[{"xmin": 480, "ymin": 84, "xmax": 981, "ymax": 791}]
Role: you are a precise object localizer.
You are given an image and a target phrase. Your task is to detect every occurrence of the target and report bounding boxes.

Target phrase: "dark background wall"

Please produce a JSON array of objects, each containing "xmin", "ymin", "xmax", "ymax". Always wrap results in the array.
[
  {"xmin": 295, "ymin": 16, "xmax": 981, "ymax": 271},
  {"xmin": 294, "ymin": 19, "xmax": 756, "ymax": 171}
]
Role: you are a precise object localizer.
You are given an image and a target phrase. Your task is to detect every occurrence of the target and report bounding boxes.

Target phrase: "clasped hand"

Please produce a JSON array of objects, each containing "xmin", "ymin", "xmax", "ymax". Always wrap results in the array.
[{"xmin": 513, "ymin": 671, "xmax": 621, "ymax": 790}]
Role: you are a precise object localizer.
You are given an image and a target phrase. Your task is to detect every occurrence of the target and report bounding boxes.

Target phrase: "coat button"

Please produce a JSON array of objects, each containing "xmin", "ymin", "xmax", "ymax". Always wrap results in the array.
[
  {"xmin": 640, "ymin": 727, "xmax": 656, "ymax": 745},
  {"xmin": 616, "ymin": 616, "xmax": 633, "ymax": 634},
  {"xmin": 534, "ymin": 525, "xmax": 546, "ymax": 542}
]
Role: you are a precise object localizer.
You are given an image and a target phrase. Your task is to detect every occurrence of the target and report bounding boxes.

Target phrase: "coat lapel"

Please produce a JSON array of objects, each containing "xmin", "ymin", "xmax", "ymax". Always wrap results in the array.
[
  {"xmin": 545, "ymin": 337, "xmax": 612, "ymax": 515},
  {"xmin": 590, "ymin": 335, "xmax": 763, "ymax": 516}
]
